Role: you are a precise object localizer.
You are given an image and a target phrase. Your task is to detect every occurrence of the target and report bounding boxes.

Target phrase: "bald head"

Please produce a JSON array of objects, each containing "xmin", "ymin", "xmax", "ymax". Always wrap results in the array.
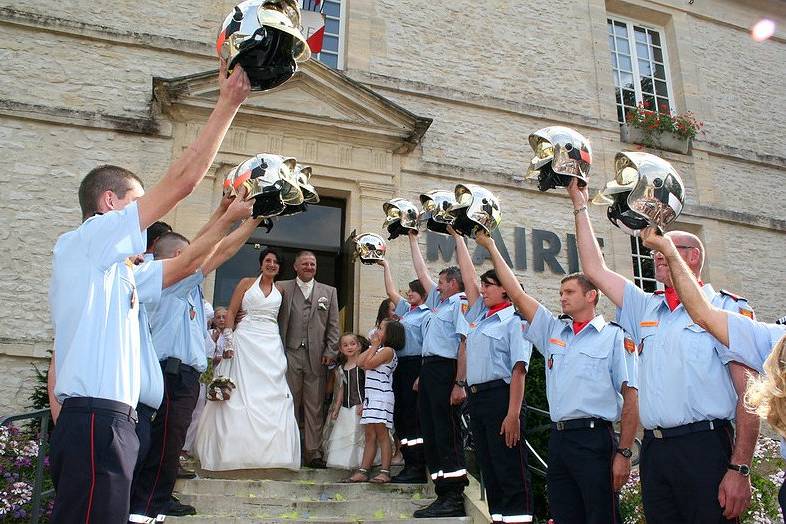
[
  {"xmin": 153, "ymin": 232, "xmax": 190, "ymax": 260},
  {"xmin": 665, "ymin": 231, "xmax": 705, "ymax": 273}
]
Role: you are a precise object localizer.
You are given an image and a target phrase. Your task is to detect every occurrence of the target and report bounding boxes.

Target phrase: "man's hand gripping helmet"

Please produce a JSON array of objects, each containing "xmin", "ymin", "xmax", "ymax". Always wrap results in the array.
[
  {"xmin": 223, "ymin": 154, "xmax": 304, "ymax": 218},
  {"xmin": 353, "ymin": 232, "xmax": 387, "ymax": 265},
  {"xmin": 419, "ymin": 190, "xmax": 457, "ymax": 235},
  {"xmin": 593, "ymin": 152, "xmax": 685, "ymax": 237},
  {"xmin": 525, "ymin": 126, "xmax": 592, "ymax": 192},
  {"xmin": 382, "ymin": 198, "xmax": 420, "ymax": 240},
  {"xmin": 217, "ymin": 0, "xmax": 311, "ymax": 91},
  {"xmin": 448, "ymin": 184, "xmax": 501, "ymax": 238}
]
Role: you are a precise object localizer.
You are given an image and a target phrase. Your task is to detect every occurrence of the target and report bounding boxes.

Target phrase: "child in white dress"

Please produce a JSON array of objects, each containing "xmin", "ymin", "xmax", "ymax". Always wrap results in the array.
[
  {"xmin": 325, "ymin": 334, "xmax": 366, "ymax": 469},
  {"xmin": 348, "ymin": 320, "xmax": 402, "ymax": 483}
]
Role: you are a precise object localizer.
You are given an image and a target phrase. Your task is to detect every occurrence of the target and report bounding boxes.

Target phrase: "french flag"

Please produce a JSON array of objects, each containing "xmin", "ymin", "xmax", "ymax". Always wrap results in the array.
[{"xmin": 301, "ymin": 0, "xmax": 325, "ymax": 54}]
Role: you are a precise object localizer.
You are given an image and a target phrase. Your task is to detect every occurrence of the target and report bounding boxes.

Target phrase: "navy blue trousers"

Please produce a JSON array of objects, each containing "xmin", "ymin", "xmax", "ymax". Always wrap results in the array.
[{"xmin": 50, "ymin": 398, "xmax": 139, "ymax": 524}]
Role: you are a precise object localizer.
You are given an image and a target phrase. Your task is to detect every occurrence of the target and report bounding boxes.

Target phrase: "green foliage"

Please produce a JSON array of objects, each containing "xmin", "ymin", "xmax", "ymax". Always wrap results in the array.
[
  {"xmin": 625, "ymin": 102, "xmax": 703, "ymax": 148},
  {"xmin": 28, "ymin": 352, "xmax": 52, "ymax": 412}
]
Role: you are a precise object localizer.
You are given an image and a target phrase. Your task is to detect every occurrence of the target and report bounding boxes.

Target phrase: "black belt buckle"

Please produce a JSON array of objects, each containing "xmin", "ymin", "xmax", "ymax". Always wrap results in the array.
[
  {"xmin": 470, "ymin": 385, "xmax": 478, "ymax": 394},
  {"xmin": 165, "ymin": 357, "xmax": 182, "ymax": 376}
]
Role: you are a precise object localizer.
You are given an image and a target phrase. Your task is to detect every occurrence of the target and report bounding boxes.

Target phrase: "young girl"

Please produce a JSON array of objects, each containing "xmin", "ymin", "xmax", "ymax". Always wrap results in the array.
[
  {"xmin": 349, "ymin": 320, "xmax": 403, "ymax": 483},
  {"xmin": 325, "ymin": 333, "xmax": 367, "ymax": 469}
]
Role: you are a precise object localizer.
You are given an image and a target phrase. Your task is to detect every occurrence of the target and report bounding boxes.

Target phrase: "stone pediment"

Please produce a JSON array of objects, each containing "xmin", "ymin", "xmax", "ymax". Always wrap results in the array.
[{"xmin": 153, "ymin": 60, "xmax": 431, "ymax": 153}]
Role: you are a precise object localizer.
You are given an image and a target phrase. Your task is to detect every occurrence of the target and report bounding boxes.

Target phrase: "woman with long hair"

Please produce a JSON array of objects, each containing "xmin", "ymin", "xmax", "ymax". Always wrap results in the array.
[{"xmin": 195, "ymin": 247, "xmax": 301, "ymax": 470}]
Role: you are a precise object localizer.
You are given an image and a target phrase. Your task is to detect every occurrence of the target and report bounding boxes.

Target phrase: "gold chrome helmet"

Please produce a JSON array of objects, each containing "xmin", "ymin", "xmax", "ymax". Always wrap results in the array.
[
  {"xmin": 223, "ymin": 154, "xmax": 303, "ymax": 218},
  {"xmin": 217, "ymin": 0, "xmax": 310, "ymax": 91},
  {"xmin": 382, "ymin": 198, "xmax": 419, "ymax": 240},
  {"xmin": 525, "ymin": 126, "xmax": 592, "ymax": 192},
  {"xmin": 448, "ymin": 184, "xmax": 501, "ymax": 238},
  {"xmin": 419, "ymin": 190, "xmax": 457, "ymax": 235},
  {"xmin": 593, "ymin": 152, "xmax": 685, "ymax": 237},
  {"xmin": 295, "ymin": 164, "xmax": 319, "ymax": 204},
  {"xmin": 353, "ymin": 233, "xmax": 387, "ymax": 265}
]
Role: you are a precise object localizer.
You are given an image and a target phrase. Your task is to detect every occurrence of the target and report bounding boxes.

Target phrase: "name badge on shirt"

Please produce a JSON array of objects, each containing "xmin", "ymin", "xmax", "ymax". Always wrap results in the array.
[{"xmin": 640, "ymin": 320, "xmax": 659, "ymax": 327}]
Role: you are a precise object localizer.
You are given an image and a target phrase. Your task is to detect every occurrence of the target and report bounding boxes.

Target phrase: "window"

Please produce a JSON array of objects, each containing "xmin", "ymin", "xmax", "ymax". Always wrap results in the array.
[
  {"xmin": 630, "ymin": 236, "xmax": 659, "ymax": 292},
  {"xmin": 608, "ymin": 17, "xmax": 673, "ymax": 124},
  {"xmin": 302, "ymin": 0, "xmax": 343, "ymax": 69}
]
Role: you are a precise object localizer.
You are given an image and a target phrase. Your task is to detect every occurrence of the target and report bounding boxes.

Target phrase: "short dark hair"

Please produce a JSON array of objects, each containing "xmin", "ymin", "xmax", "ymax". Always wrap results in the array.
[
  {"xmin": 375, "ymin": 298, "xmax": 395, "ymax": 328},
  {"xmin": 561, "ymin": 272, "xmax": 599, "ymax": 305},
  {"xmin": 78, "ymin": 165, "xmax": 143, "ymax": 220},
  {"xmin": 408, "ymin": 279, "xmax": 426, "ymax": 298},
  {"xmin": 146, "ymin": 221, "xmax": 172, "ymax": 251},
  {"xmin": 439, "ymin": 266, "xmax": 464, "ymax": 291},
  {"xmin": 381, "ymin": 319, "xmax": 406, "ymax": 352},
  {"xmin": 258, "ymin": 247, "xmax": 281, "ymax": 268},
  {"xmin": 480, "ymin": 269, "xmax": 507, "ymax": 299},
  {"xmin": 337, "ymin": 333, "xmax": 361, "ymax": 365},
  {"xmin": 153, "ymin": 232, "xmax": 190, "ymax": 259}
]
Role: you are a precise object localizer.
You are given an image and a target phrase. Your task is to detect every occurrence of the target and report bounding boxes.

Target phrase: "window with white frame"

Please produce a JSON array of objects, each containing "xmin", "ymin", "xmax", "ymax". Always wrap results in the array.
[
  {"xmin": 608, "ymin": 17, "xmax": 673, "ymax": 124},
  {"xmin": 302, "ymin": 0, "xmax": 343, "ymax": 69},
  {"xmin": 630, "ymin": 236, "xmax": 659, "ymax": 292}
]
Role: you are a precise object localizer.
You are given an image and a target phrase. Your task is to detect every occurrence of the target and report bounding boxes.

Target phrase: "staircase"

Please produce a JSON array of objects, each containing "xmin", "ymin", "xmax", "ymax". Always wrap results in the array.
[{"xmin": 167, "ymin": 467, "xmax": 479, "ymax": 523}]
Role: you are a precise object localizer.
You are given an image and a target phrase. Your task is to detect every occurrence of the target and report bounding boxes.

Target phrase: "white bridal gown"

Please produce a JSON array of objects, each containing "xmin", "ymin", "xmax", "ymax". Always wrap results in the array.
[{"xmin": 195, "ymin": 277, "xmax": 301, "ymax": 471}]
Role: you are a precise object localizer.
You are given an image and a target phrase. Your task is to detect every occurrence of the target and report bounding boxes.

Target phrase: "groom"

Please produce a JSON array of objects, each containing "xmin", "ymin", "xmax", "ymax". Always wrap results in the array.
[{"xmin": 279, "ymin": 250, "xmax": 340, "ymax": 468}]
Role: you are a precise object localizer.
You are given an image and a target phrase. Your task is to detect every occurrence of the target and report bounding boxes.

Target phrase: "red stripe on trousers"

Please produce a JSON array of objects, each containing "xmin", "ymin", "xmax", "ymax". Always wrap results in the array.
[
  {"xmin": 607, "ymin": 426, "xmax": 617, "ymax": 524},
  {"xmin": 85, "ymin": 413, "xmax": 96, "ymax": 524},
  {"xmin": 145, "ymin": 390, "xmax": 171, "ymax": 515}
]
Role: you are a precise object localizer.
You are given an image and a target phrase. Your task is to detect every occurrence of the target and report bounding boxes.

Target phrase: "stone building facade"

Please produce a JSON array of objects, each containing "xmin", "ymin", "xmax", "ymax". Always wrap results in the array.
[{"xmin": 0, "ymin": 0, "xmax": 784, "ymax": 414}]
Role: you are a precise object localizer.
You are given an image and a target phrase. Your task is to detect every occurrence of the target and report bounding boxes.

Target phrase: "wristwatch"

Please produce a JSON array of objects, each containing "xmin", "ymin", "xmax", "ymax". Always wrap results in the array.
[
  {"xmin": 616, "ymin": 448, "xmax": 632, "ymax": 458},
  {"xmin": 728, "ymin": 463, "xmax": 751, "ymax": 477},
  {"xmin": 454, "ymin": 380, "xmax": 467, "ymax": 388}
]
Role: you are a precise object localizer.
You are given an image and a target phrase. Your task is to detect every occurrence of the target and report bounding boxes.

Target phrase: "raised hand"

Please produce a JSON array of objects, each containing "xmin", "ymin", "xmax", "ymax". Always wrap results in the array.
[
  {"xmin": 218, "ymin": 59, "xmax": 250, "ymax": 108},
  {"xmin": 474, "ymin": 230, "xmax": 494, "ymax": 250},
  {"xmin": 567, "ymin": 178, "xmax": 589, "ymax": 208},
  {"xmin": 640, "ymin": 226, "xmax": 672, "ymax": 253}
]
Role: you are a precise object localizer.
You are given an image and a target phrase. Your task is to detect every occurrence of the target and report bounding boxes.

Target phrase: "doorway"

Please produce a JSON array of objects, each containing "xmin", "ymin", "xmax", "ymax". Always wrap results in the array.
[{"xmin": 213, "ymin": 196, "xmax": 353, "ymax": 330}]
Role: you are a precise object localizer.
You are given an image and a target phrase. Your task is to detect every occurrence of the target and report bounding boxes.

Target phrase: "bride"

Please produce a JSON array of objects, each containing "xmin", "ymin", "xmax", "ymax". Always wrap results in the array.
[{"xmin": 195, "ymin": 248, "xmax": 301, "ymax": 471}]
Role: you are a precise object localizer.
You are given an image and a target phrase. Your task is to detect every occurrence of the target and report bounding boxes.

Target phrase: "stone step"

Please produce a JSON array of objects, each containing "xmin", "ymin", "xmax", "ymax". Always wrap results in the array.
[
  {"xmin": 176, "ymin": 478, "xmax": 433, "ymax": 500},
  {"xmin": 194, "ymin": 467, "xmax": 380, "ymax": 483},
  {"xmin": 173, "ymin": 492, "xmax": 438, "ymax": 519}
]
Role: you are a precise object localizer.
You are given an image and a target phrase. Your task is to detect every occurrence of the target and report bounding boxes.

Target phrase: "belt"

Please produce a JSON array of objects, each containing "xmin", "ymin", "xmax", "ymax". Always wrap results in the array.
[
  {"xmin": 422, "ymin": 356, "xmax": 456, "ymax": 364},
  {"xmin": 468, "ymin": 379, "xmax": 508, "ymax": 394},
  {"xmin": 644, "ymin": 418, "xmax": 730, "ymax": 439},
  {"xmin": 158, "ymin": 360, "xmax": 201, "ymax": 376},
  {"xmin": 61, "ymin": 397, "xmax": 138, "ymax": 423},
  {"xmin": 551, "ymin": 417, "xmax": 611, "ymax": 431},
  {"xmin": 136, "ymin": 403, "xmax": 157, "ymax": 422},
  {"xmin": 397, "ymin": 355, "xmax": 422, "ymax": 362}
]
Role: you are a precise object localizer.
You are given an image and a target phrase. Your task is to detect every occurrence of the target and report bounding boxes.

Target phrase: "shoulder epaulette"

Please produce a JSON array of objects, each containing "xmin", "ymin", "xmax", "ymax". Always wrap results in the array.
[
  {"xmin": 514, "ymin": 311, "xmax": 526, "ymax": 320},
  {"xmin": 558, "ymin": 314, "xmax": 572, "ymax": 321},
  {"xmin": 775, "ymin": 316, "xmax": 786, "ymax": 325},
  {"xmin": 719, "ymin": 289, "xmax": 747, "ymax": 302},
  {"xmin": 459, "ymin": 294, "xmax": 467, "ymax": 300},
  {"xmin": 653, "ymin": 290, "xmax": 665, "ymax": 295},
  {"xmin": 608, "ymin": 320, "xmax": 625, "ymax": 330}
]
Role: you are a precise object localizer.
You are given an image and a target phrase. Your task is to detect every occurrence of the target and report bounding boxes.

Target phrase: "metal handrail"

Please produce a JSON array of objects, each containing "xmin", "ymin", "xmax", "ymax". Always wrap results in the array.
[{"xmin": 0, "ymin": 409, "xmax": 53, "ymax": 524}]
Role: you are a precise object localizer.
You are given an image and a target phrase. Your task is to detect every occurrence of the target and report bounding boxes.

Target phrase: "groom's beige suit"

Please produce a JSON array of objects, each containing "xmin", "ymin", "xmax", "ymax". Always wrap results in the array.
[{"xmin": 278, "ymin": 278, "xmax": 339, "ymax": 462}]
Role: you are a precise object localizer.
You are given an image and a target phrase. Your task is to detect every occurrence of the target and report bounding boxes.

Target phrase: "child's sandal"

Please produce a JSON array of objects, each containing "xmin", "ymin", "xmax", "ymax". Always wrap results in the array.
[
  {"xmin": 369, "ymin": 469, "xmax": 391, "ymax": 484},
  {"xmin": 345, "ymin": 468, "xmax": 369, "ymax": 483}
]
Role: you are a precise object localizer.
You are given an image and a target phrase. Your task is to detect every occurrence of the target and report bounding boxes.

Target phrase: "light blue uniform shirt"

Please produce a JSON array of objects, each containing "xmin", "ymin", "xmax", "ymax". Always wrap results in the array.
[
  {"xmin": 725, "ymin": 313, "xmax": 786, "ymax": 373},
  {"xmin": 133, "ymin": 256, "xmax": 165, "ymax": 409},
  {"xmin": 616, "ymin": 281, "xmax": 749, "ymax": 429},
  {"xmin": 49, "ymin": 201, "xmax": 146, "ymax": 407},
  {"xmin": 395, "ymin": 299, "xmax": 430, "ymax": 358},
  {"xmin": 421, "ymin": 286, "xmax": 469, "ymax": 359},
  {"xmin": 465, "ymin": 301, "xmax": 532, "ymax": 386},
  {"xmin": 147, "ymin": 270, "xmax": 208, "ymax": 372},
  {"xmin": 526, "ymin": 304, "xmax": 638, "ymax": 423}
]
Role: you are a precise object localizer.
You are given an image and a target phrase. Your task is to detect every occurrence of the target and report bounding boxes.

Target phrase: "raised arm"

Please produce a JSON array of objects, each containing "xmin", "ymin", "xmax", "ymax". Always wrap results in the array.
[
  {"xmin": 474, "ymin": 232, "xmax": 539, "ymax": 323},
  {"xmin": 641, "ymin": 228, "xmax": 730, "ymax": 346},
  {"xmin": 377, "ymin": 259, "xmax": 403, "ymax": 305},
  {"xmin": 358, "ymin": 346, "xmax": 395, "ymax": 371},
  {"xmin": 200, "ymin": 216, "xmax": 264, "ymax": 276},
  {"xmin": 568, "ymin": 180, "xmax": 629, "ymax": 307},
  {"xmin": 449, "ymin": 227, "xmax": 480, "ymax": 306},
  {"xmin": 192, "ymin": 193, "xmax": 233, "ymax": 241},
  {"xmin": 136, "ymin": 61, "xmax": 250, "ymax": 231},
  {"xmin": 408, "ymin": 231, "xmax": 435, "ymax": 294},
  {"xmin": 161, "ymin": 193, "xmax": 253, "ymax": 288}
]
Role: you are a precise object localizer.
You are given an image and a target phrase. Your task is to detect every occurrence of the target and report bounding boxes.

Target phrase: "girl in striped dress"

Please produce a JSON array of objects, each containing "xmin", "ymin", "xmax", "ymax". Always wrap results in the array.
[{"xmin": 348, "ymin": 320, "xmax": 403, "ymax": 483}]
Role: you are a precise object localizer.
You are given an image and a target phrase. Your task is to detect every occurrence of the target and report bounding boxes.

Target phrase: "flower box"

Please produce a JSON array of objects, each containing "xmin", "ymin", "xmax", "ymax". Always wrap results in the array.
[{"xmin": 620, "ymin": 124, "xmax": 691, "ymax": 155}]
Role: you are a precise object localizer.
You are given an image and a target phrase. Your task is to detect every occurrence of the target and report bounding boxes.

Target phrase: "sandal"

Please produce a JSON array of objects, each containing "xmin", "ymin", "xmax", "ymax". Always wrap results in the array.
[
  {"xmin": 344, "ymin": 468, "xmax": 369, "ymax": 483},
  {"xmin": 369, "ymin": 469, "xmax": 391, "ymax": 484}
]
